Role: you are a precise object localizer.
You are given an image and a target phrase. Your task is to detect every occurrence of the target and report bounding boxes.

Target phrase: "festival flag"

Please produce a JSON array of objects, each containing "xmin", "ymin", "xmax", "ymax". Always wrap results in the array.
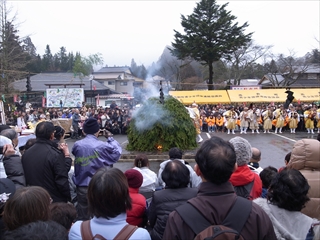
[
  {"xmin": 93, "ymin": 85, "xmax": 96, "ymax": 91},
  {"xmin": 42, "ymin": 96, "xmax": 46, "ymax": 107},
  {"xmin": 1, "ymin": 94, "xmax": 5, "ymax": 102},
  {"xmin": 96, "ymin": 94, "xmax": 100, "ymax": 106},
  {"xmin": 298, "ymin": 99, "xmax": 301, "ymax": 104},
  {"xmin": 13, "ymin": 95, "xmax": 17, "ymax": 102}
]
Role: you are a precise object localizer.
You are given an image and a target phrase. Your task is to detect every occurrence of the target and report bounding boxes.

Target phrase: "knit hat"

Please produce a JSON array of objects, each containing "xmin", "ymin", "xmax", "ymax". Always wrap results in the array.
[
  {"xmin": 83, "ymin": 118, "xmax": 100, "ymax": 134},
  {"xmin": 0, "ymin": 136, "xmax": 11, "ymax": 147},
  {"xmin": 125, "ymin": 169, "xmax": 143, "ymax": 189},
  {"xmin": 0, "ymin": 178, "xmax": 16, "ymax": 203},
  {"xmin": 229, "ymin": 137, "xmax": 252, "ymax": 166}
]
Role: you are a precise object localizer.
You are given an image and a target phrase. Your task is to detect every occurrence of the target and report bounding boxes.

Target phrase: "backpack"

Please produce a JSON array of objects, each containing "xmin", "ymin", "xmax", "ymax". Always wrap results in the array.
[
  {"xmin": 175, "ymin": 197, "xmax": 252, "ymax": 240},
  {"xmin": 80, "ymin": 220, "xmax": 138, "ymax": 240},
  {"xmin": 233, "ymin": 180, "xmax": 254, "ymax": 200}
]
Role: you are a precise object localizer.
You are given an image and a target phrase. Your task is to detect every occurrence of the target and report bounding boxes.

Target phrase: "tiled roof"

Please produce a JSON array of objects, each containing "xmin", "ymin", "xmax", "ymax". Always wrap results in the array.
[
  {"xmin": 97, "ymin": 94, "xmax": 134, "ymax": 99},
  {"xmin": 10, "ymin": 72, "xmax": 113, "ymax": 92},
  {"xmin": 94, "ymin": 67, "xmax": 132, "ymax": 74}
]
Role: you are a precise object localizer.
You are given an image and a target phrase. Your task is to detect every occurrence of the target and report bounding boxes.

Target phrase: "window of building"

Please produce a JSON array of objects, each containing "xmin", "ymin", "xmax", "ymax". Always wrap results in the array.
[
  {"xmin": 120, "ymin": 81, "xmax": 128, "ymax": 86},
  {"xmin": 108, "ymin": 81, "xmax": 115, "ymax": 85}
]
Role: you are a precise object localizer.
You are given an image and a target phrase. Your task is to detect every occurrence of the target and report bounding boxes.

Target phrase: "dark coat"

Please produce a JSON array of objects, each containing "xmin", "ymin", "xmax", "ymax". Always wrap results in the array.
[
  {"xmin": 162, "ymin": 182, "xmax": 277, "ymax": 240},
  {"xmin": 22, "ymin": 138, "xmax": 71, "ymax": 202},
  {"xmin": 3, "ymin": 154, "xmax": 26, "ymax": 188},
  {"xmin": 148, "ymin": 187, "xmax": 198, "ymax": 240}
]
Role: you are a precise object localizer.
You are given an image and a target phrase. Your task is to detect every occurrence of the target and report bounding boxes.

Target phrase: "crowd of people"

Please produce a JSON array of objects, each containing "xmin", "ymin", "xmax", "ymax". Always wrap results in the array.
[
  {"xmin": 3, "ymin": 99, "xmax": 320, "ymax": 140},
  {"xmin": 194, "ymin": 103, "xmax": 320, "ymax": 135},
  {"xmin": 0, "ymin": 111, "xmax": 320, "ymax": 239},
  {"xmin": 0, "ymin": 99, "xmax": 320, "ymax": 239},
  {"xmin": 5, "ymin": 100, "xmax": 133, "ymax": 137}
]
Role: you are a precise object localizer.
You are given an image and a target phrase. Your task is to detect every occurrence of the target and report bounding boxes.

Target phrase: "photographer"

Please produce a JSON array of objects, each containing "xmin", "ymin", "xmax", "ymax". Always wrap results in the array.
[{"xmin": 0, "ymin": 136, "xmax": 26, "ymax": 189}]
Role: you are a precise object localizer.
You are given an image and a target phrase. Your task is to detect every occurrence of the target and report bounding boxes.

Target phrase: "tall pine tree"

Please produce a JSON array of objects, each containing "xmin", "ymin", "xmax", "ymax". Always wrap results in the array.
[{"xmin": 170, "ymin": 0, "xmax": 252, "ymax": 90}]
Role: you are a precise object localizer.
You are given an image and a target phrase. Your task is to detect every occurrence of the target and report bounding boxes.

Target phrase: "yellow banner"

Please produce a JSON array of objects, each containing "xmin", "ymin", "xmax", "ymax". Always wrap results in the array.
[
  {"xmin": 169, "ymin": 90, "xmax": 230, "ymax": 104},
  {"xmin": 227, "ymin": 89, "xmax": 288, "ymax": 103},
  {"xmin": 290, "ymin": 88, "xmax": 320, "ymax": 102}
]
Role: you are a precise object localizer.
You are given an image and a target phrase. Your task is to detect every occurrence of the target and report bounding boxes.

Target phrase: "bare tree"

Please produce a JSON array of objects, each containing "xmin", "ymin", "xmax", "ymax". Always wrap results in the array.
[
  {"xmin": 223, "ymin": 40, "xmax": 272, "ymax": 85},
  {"xmin": 264, "ymin": 50, "xmax": 313, "ymax": 87},
  {"xmin": 0, "ymin": 0, "xmax": 28, "ymax": 93}
]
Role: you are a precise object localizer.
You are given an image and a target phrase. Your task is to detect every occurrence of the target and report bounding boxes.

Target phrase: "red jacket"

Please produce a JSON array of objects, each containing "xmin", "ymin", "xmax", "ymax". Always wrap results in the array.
[
  {"xmin": 229, "ymin": 165, "xmax": 262, "ymax": 200},
  {"xmin": 126, "ymin": 188, "xmax": 146, "ymax": 227}
]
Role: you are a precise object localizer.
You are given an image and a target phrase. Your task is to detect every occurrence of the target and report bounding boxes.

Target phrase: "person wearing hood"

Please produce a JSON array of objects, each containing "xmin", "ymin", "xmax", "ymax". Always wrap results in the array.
[
  {"xmin": 157, "ymin": 147, "xmax": 201, "ymax": 188},
  {"xmin": 0, "ymin": 136, "xmax": 25, "ymax": 189},
  {"xmin": 229, "ymin": 137, "xmax": 262, "ymax": 200},
  {"xmin": 287, "ymin": 138, "xmax": 320, "ymax": 219}
]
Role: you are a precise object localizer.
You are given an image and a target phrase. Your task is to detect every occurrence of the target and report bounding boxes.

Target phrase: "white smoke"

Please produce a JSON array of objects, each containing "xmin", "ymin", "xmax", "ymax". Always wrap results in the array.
[{"xmin": 132, "ymin": 97, "xmax": 172, "ymax": 132}]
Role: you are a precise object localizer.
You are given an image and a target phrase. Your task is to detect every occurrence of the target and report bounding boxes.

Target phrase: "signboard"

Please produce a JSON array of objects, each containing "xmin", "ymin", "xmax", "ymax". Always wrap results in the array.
[{"xmin": 46, "ymin": 88, "xmax": 84, "ymax": 108}]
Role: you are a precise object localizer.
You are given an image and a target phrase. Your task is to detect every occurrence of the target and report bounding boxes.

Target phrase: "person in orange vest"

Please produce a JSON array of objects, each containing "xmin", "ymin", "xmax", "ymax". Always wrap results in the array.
[
  {"xmin": 206, "ymin": 115, "xmax": 216, "ymax": 133},
  {"xmin": 215, "ymin": 114, "xmax": 224, "ymax": 132},
  {"xmin": 200, "ymin": 115, "xmax": 208, "ymax": 132}
]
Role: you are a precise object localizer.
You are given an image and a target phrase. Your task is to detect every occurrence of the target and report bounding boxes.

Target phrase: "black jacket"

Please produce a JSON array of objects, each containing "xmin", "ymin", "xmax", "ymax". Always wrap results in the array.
[
  {"xmin": 3, "ymin": 154, "xmax": 26, "ymax": 189},
  {"xmin": 22, "ymin": 138, "xmax": 71, "ymax": 202},
  {"xmin": 148, "ymin": 187, "xmax": 198, "ymax": 240}
]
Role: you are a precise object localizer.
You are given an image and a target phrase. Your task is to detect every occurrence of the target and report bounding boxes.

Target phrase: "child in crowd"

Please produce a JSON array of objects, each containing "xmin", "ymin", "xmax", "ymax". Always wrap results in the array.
[
  {"xmin": 259, "ymin": 166, "xmax": 278, "ymax": 198},
  {"xmin": 125, "ymin": 169, "xmax": 147, "ymax": 228}
]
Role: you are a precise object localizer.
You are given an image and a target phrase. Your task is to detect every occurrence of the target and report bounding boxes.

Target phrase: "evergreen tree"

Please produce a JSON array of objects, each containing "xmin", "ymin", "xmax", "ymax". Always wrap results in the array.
[
  {"xmin": 23, "ymin": 36, "xmax": 41, "ymax": 73},
  {"xmin": 170, "ymin": 0, "xmax": 252, "ymax": 90},
  {"xmin": 57, "ymin": 46, "xmax": 68, "ymax": 71},
  {"xmin": 67, "ymin": 52, "xmax": 74, "ymax": 71},
  {"xmin": 42, "ymin": 44, "xmax": 53, "ymax": 71},
  {"xmin": 127, "ymin": 96, "xmax": 197, "ymax": 152}
]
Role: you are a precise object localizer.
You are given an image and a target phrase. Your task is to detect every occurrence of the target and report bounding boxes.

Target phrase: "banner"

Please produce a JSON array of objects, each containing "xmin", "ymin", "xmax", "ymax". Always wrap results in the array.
[
  {"xmin": 42, "ymin": 96, "xmax": 46, "ymax": 108},
  {"xmin": 169, "ymin": 90, "xmax": 230, "ymax": 104},
  {"xmin": 46, "ymin": 88, "xmax": 84, "ymax": 108}
]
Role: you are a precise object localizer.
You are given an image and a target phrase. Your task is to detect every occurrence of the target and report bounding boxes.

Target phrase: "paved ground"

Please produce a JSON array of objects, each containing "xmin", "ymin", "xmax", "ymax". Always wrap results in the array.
[{"xmin": 65, "ymin": 129, "xmax": 319, "ymax": 173}]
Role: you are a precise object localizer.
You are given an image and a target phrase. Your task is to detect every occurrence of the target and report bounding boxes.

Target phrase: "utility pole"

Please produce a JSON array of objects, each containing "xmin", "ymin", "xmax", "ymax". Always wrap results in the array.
[
  {"xmin": 159, "ymin": 81, "xmax": 164, "ymax": 104},
  {"xmin": 26, "ymin": 72, "xmax": 32, "ymax": 93}
]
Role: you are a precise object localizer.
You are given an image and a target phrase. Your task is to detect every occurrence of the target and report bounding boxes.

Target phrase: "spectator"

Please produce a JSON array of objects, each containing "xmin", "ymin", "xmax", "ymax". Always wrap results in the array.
[
  {"xmin": 1, "ymin": 143, "xmax": 25, "ymax": 189},
  {"xmin": 148, "ymin": 160, "xmax": 197, "ymax": 240},
  {"xmin": 23, "ymin": 138, "xmax": 37, "ymax": 152},
  {"xmin": 71, "ymin": 109, "xmax": 81, "ymax": 139},
  {"xmin": 3, "ymin": 220, "xmax": 68, "ymax": 240},
  {"xmin": 49, "ymin": 202, "xmax": 77, "ymax": 231},
  {"xmin": 3, "ymin": 186, "xmax": 51, "ymax": 231},
  {"xmin": 53, "ymin": 126, "xmax": 65, "ymax": 144},
  {"xmin": 259, "ymin": 166, "xmax": 278, "ymax": 198},
  {"xmin": 162, "ymin": 136, "xmax": 276, "ymax": 240},
  {"xmin": 0, "ymin": 136, "xmax": 12, "ymax": 178},
  {"xmin": 0, "ymin": 178, "xmax": 16, "ymax": 240},
  {"xmin": 0, "ymin": 129, "xmax": 20, "ymax": 156},
  {"xmin": 229, "ymin": 137, "xmax": 262, "ymax": 200},
  {"xmin": 69, "ymin": 168, "xmax": 150, "ymax": 239},
  {"xmin": 133, "ymin": 154, "xmax": 158, "ymax": 192},
  {"xmin": 22, "ymin": 122, "xmax": 71, "ymax": 203},
  {"xmin": 124, "ymin": 169, "xmax": 147, "ymax": 227},
  {"xmin": 157, "ymin": 147, "xmax": 201, "ymax": 188},
  {"xmin": 71, "ymin": 118, "xmax": 122, "ymax": 220},
  {"xmin": 287, "ymin": 139, "xmax": 320, "ymax": 219},
  {"xmin": 254, "ymin": 169, "xmax": 320, "ymax": 239},
  {"xmin": 278, "ymin": 151, "xmax": 291, "ymax": 172},
  {"xmin": 248, "ymin": 147, "xmax": 263, "ymax": 174}
]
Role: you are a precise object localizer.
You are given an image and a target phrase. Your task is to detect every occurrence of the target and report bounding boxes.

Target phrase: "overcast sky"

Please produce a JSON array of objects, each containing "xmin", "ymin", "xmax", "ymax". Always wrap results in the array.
[{"xmin": 8, "ymin": 1, "xmax": 320, "ymax": 68}]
